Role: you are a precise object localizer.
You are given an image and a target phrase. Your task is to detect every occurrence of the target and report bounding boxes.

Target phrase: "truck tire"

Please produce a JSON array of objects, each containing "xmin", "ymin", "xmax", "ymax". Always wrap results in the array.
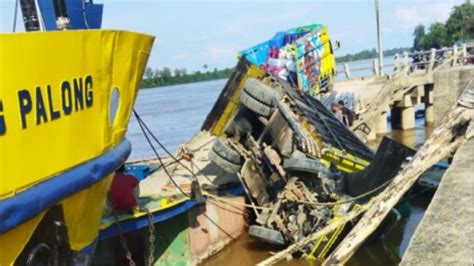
[
  {"xmin": 209, "ymin": 138, "xmax": 242, "ymax": 173},
  {"xmin": 243, "ymin": 78, "xmax": 277, "ymax": 107},
  {"xmin": 283, "ymin": 157, "xmax": 329, "ymax": 175},
  {"xmin": 212, "ymin": 138, "xmax": 242, "ymax": 164},
  {"xmin": 209, "ymin": 149, "xmax": 242, "ymax": 173},
  {"xmin": 240, "ymin": 90, "xmax": 273, "ymax": 117}
]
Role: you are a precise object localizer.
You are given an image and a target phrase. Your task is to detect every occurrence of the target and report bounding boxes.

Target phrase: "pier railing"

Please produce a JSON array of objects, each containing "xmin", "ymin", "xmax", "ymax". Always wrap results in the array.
[{"xmin": 338, "ymin": 44, "xmax": 473, "ymax": 79}]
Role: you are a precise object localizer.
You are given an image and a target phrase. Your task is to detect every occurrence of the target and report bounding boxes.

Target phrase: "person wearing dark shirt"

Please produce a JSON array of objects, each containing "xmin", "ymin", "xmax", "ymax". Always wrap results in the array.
[{"xmin": 338, "ymin": 100, "xmax": 355, "ymax": 127}]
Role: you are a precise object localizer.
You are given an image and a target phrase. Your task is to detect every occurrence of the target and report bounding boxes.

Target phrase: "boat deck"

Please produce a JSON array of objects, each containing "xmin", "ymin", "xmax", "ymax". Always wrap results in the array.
[
  {"xmin": 138, "ymin": 131, "xmax": 239, "ymax": 197},
  {"xmin": 99, "ymin": 131, "xmax": 241, "ymax": 232}
]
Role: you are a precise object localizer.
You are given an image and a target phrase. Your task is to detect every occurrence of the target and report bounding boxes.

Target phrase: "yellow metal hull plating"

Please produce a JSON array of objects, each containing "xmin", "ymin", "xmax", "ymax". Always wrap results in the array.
[{"xmin": 0, "ymin": 30, "xmax": 154, "ymax": 264}]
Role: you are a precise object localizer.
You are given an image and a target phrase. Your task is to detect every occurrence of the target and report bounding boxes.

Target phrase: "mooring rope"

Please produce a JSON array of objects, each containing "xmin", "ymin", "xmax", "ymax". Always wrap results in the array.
[{"xmin": 133, "ymin": 109, "xmax": 191, "ymax": 197}]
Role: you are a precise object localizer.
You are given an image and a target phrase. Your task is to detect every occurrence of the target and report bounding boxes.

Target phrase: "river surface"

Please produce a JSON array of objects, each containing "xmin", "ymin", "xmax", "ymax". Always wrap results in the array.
[{"xmin": 126, "ymin": 57, "xmax": 438, "ymax": 265}]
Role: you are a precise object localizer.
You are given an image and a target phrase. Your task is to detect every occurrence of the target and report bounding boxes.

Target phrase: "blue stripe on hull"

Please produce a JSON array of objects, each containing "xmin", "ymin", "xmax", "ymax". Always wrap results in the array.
[
  {"xmin": 98, "ymin": 199, "xmax": 201, "ymax": 240},
  {"xmin": 0, "ymin": 140, "xmax": 132, "ymax": 233}
]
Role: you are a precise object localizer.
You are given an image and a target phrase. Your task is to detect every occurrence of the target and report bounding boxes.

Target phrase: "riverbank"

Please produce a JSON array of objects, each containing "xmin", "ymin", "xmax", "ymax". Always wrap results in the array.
[{"xmin": 140, "ymin": 68, "xmax": 233, "ymax": 89}]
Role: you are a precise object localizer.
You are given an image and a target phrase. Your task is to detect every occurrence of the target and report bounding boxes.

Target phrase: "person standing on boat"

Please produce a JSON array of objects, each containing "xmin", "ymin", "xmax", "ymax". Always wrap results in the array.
[{"xmin": 109, "ymin": 164, "xmax": 139, "ymax": 213}]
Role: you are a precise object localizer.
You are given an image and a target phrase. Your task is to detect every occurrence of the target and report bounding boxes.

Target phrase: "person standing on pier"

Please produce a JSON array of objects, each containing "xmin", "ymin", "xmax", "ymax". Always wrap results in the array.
[
  {"xmin": 331, "ymin": 103, "xmax": 344, "ymax": 124},
  {"xmin": 338, "ymin": 100, "xmax": 355, "ymax": 127}
]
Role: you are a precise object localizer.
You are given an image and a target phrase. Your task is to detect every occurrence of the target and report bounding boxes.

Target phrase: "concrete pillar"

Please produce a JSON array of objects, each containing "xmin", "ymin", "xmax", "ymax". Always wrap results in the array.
[
  {"xmin": 433, "ymin": 66, "xmax": 474, "ymax": 125},
  {"xmin": 452, "ymin": 44, "xmax": 458, "ymax": 67},
  {"xmin": 373, "ymin": 58, "xmax": 380, "ymax": 76},
  {"xmin": 400, "ymin": 106, "xmax": 416, "ymax": 130},
  {"xmin": 393, "ymin": 53, "xmax": 400, "ymax": 73},
  {"xmin": 427, "ymin": 48, "xmax": 436, "ymax": 74},
  {"xmin": 402, "ymin": 51, "xmax": 410, "ymax": 74},
  {"xmin": 343, "ymin": 63, "xmax": 351, "ymax": 79},
  {"xmin": 375, "ymin": 112, "xmax": 388, "ymax": 133},
  {"xmin": 424, "ymin": 84, "xmax": 434, "ymax": 125},
  {"xmin": 391, "ymin": 107, "xmax": 401, "ymax": 129},
  {"xmin": 425, "ymin": 104, "xmax": 434, "ymax": 125}
]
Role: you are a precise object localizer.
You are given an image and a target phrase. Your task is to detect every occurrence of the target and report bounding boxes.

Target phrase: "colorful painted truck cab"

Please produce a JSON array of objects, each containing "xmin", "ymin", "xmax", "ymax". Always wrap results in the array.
[
  {"xmin": 240, "ymin": 24, "xmax": 336, "ymax": 96},
  {"xmin": 0, "ymin": 0, "xmax": 154, "ymax": 264}
]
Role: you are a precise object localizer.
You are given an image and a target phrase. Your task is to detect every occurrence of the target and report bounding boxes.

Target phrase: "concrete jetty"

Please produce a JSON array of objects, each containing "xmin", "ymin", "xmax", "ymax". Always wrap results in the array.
[
  {"xmin": 330, "ymin": 45, "xmax": 473, "ymax": 142},
  {"xmin": 401, "ymin": 137, "xmax": 474, "ymax": 265}
]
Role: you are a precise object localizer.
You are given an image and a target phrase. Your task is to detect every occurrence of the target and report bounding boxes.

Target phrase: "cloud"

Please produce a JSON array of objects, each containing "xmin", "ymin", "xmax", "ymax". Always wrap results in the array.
[
  {"xmin": 205, "ymin": 47, "xmax": 236, "ymax": 60},
  {"xmin": 223, "ymin": 24, "xmax": 245, "ymax": 34},
  {"xmin": 173, "ymin": 53, "xmax": 193, "ymax": 60},
  {"xmin": 394, "ymin": 1, "xmax": 457, "ymax": 29},
  {"xmin": 394, "ymin": 7, "xmax": 430, "ymax": 29}
]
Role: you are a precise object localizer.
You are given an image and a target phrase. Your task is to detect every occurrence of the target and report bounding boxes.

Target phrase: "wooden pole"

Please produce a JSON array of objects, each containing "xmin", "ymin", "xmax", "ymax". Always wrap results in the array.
[{"xmin": 324, "ymin": 84, "xmax": 473, "ymax": 265}]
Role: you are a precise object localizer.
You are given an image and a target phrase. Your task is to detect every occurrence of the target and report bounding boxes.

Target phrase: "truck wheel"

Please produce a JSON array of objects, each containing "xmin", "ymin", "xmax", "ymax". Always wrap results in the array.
[
  {"xmin": 240, "ymin": 78, "xmax": 277, "ymax": 117},
  {"xmin": 243, "ymin": 78, "xmax": 277, "ymax": 106},
  {"xmin": 283, "ymin": 157, "xmax": 329, "ymax": 175},
  {"xmin": 240, "ymin": 90, "xmax": 273, "ymax": 117},
  {"xmin": 209, "ymin": 138, "xmax": 242, "ymax": 173},
  {"xmin": 212, "ymin": 138, "xmax": 242, "ymax": 164}
]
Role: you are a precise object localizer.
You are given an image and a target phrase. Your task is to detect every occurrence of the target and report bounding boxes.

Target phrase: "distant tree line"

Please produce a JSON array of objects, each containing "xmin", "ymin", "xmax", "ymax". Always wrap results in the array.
[
  {"xmin": 336, "ymin": 47, "xmax": 410, "ymax": 63},
  {"xmin": 141, "ymin": 65, "xmax": 234, "ymax": 88},
  {"xmin": 413, "ymin": 1, "xmax": 473, "ymax": 50}
]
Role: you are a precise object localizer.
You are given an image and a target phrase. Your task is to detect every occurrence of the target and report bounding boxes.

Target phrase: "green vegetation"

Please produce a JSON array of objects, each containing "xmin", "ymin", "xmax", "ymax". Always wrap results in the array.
[
  {"xmin": 413, "ymin": 1, "xmax": 474, "ymax": 50},
  {"xmin": 140, "ymin": 67, "xmax": 234, "ymax": 88},
  {"xmin": 335, "ymin": 47, "xmax": 410, "ymax": 63}
]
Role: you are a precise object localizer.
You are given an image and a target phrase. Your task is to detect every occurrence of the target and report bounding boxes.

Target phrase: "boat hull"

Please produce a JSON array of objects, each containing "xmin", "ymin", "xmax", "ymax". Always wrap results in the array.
[{"xmin": 0, "ymin": 30, "xmax": 154, "ymax": 264}]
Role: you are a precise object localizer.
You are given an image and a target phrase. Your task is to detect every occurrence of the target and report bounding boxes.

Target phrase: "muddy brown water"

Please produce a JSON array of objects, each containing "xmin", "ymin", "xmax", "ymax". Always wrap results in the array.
[{"xmin": 204, "ymin": 119, "xmax": 440, "ymax": 266}]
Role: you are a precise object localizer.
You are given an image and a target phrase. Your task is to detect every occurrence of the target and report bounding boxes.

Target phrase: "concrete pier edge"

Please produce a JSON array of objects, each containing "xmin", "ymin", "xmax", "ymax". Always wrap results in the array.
[{"xmin": 401, "ymin": 137, "xmax": 474, "ymax": 265}]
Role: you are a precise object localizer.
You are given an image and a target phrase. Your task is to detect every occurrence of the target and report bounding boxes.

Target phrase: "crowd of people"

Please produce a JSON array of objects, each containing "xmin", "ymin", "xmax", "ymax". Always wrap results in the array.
[{"xmin": 330, "ymin": 100, "xmax": 355, "ymax": 127}]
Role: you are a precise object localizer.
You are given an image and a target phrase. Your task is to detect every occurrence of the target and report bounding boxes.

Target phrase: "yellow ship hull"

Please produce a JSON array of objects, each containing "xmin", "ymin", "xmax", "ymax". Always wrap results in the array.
[{"xmin": 0, "ymin": 30, "xmax": 154, "ymax": 264}]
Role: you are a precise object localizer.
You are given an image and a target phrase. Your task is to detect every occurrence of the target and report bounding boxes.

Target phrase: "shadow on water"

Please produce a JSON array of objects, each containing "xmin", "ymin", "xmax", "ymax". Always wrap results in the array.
[{"xmin": 205, "ymin": 117, "xmax": 441, "ymax": 266}]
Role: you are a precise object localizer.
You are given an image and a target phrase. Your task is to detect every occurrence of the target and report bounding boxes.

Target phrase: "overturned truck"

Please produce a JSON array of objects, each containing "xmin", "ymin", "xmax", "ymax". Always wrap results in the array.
[{"xmin": 202, "ymin": 25, "xmax": 413, "ymax": 262}]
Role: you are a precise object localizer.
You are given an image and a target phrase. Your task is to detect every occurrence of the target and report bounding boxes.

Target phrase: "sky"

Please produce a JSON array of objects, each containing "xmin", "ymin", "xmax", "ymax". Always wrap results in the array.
[{"xmin": 0, "ymin": 0, "xmax": 466, "ymax": 71}]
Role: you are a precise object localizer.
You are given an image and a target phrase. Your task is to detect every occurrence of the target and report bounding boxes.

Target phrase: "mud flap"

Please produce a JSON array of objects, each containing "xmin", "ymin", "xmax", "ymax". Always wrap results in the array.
[{"xmin": 343, "ymin": 137, "xmax": 416, "ymax": 197}]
